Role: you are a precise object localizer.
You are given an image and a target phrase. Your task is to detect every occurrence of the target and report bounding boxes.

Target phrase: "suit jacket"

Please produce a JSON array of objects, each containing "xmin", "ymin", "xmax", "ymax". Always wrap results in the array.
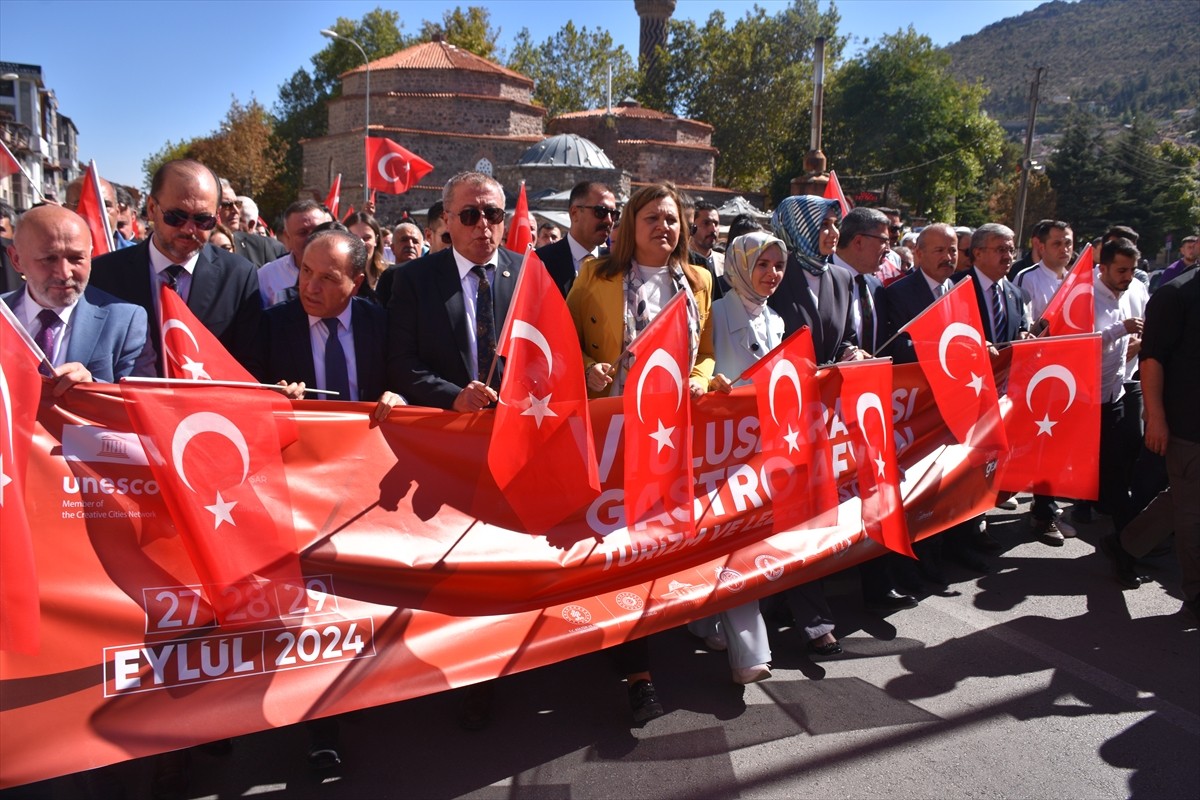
[
  {"xmin": 386, "ymin": 246, "xmax": 523, "ymax": 409},
  {"xmin": 952, "ymin": 267, "xmax": 1028, "ymax": 344},
  {"xmin": 882, "ymin": 270, "xmax": 940, "ymax": 364},
  {"xmin": 690, "ymin": 250, "xmax": 727, "ymax": 300},
  {"xmin": 566, "ymin": 259, "xmax": 716, "ymax": 398},
  {"xmin": 849, "ymin": 271, "xmax": 888, "ymax": 354},
  {"xmin": 233, "ymin": 231, "xmax": 287, "ymax": 268},
  {"xmin": 89, "ymin": 239, "xmax": 263, "ymax": 374},
  {"xmin": 3, "ymin": 285, "xmax": 156, "ymax": 381},
  {"xmin": 766, "ymin": 256, "xmax": 857, "ymax": 365},
  {"xmin": 710, "ymin": 293, "xmax": 784, "ymax": 387},
  {"xmin": 250, "ymin": 297, "xmax": 387, "ymax": 402},
  {"xmin": 0, "ymin": 237, "xmax": 21, "ymax": 294},
  {"xmin": 534, "ymin": 237, "xmax": 579, "ymax": 298}
]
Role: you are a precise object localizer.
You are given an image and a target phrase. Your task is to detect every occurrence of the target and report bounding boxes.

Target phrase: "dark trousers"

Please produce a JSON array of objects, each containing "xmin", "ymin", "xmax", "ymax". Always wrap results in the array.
[{"xmin": 1100, "ymin": 387, "xmax": 1143, "ymax": 529}]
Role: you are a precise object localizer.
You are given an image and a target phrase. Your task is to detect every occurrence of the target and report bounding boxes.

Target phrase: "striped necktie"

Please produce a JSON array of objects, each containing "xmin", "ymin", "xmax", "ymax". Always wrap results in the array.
[{"xmin": 990, "ymin": 282, "xmax": 1007, "ymax": 340}]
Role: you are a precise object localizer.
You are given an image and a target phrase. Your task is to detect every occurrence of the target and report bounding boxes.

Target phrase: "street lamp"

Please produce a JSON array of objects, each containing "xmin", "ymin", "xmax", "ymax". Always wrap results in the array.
[{"xmin": 320, "ymin": 28, "xmax": 370, "ymax": 205}]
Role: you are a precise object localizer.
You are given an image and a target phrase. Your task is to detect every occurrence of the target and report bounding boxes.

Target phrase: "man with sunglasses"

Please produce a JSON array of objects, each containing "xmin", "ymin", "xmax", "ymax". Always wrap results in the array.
[
  {"xmin": 536, "ymin": 181, "xmax": 617, "ymax": 298},
  {"xmin": 387, "ymin": 171, "xmax": 522, "ymax": 413},
  {"xmin": 91, "ymin": 159, "xmax": 262, "ymax": 375}
]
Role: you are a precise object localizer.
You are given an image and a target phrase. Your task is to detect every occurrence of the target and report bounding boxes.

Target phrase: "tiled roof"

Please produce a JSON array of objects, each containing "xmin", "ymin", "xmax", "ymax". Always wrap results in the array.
[
  {"xmin": 555, "ymin": 104, "xmax": 712, "ymax": 131},
  {"xmin": 616, "ymin": 139, "xmax": 717, "ymax": 152},
  {"xmin": 343, "ymin": 40, "xmax": 532, "ymax": 85}
]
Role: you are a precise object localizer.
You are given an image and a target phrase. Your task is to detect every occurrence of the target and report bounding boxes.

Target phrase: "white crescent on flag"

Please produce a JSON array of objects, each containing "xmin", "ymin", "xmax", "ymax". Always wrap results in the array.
[
  {"xmin": 1060, "ymin": 284, "xmax": 1091, "ymax": 332},
  {"xmin": 377, "ymin": 152, "xmax": 409, "ymax": 184},
  {"xmin": 767, "ymin": 359, "xmax": 802, "ymax": 425},
  {"xmin": 635, "ymin": 348, "xmax": 684, "ymax": 423},
  {"xmin": 856, "ymin": 391, "xmax": 888, "ymax": 477},
  {"xmin": 1025, "ymin": 364, "xmax": 1077, "ymax": 412},
  {"xmin": 171, "ymin": 411, "xmax": 251, "ymax": 494},
  {"xmin": 0, "ymin": 364, "xmax": 13, "ymax": 505},
  {"xmin": 937, "ymin": 322, "xmax": 982, "ymax": 380},
  {"xmin": 509, "ymin": 320, "xmax": 554, "ymax": 374},
  {"xmin": 161, "ymin": 319, "xmax": 211, "ymax": 380}
]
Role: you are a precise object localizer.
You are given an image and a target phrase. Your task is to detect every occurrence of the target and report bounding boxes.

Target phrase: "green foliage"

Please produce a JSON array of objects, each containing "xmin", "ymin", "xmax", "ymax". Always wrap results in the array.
[
  {"xmin": 816, "ymin": 27, "xmax": 1006, "ymax": 221},
  {"xmin": 312, "ymin": 7, "xmax": 409, "ymax": 93},
  {"xmin": 418, "ymin": 6, "xmax": 500, "ymax": 59},
  {"xmin": 643, "ymin": 0, "xmax": 844, "ymax": 194},
  {"xmin": 507, "ymin": 23, "xmax": 639, "ymax": 118},
  {"xmin": 1152, "ymin": 140, "xmax": 1200, "ymax": 244},
  {"xmin": 142, "ymin": 139, "xmax": 197, "ymax": 192}
]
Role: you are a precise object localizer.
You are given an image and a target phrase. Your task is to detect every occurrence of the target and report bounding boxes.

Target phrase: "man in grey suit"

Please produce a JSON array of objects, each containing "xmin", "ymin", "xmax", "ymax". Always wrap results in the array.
[
  {"xmin": 90, "ymin": 159, "xmax": 262, "ymax": 375},
  {"xmin": 387, "ymin": 171, "xmax": 522, "ymax": 412},
  {"xmin": 4, "ymin": 205, "xmax": 155, "ymax": 393}
]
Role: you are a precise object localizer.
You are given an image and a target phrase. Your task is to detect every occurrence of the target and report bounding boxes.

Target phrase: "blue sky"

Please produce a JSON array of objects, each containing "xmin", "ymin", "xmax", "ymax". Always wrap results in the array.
[{"xmin": 0, "ymin": 0, "xmax": 1050, "ymax": 189}]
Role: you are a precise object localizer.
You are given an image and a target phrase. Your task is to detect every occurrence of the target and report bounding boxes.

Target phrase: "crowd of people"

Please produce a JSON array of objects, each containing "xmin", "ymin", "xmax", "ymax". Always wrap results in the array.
[{"xmin": 1, "ymin": 160, "xmax": 1196, "ymax": 795}]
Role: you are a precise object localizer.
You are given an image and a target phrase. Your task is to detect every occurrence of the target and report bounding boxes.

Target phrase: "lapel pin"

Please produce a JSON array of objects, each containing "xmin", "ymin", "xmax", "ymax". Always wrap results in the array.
[{"xmin": 502, "ymin": 270, "xmax": 511, "ymax": 278}]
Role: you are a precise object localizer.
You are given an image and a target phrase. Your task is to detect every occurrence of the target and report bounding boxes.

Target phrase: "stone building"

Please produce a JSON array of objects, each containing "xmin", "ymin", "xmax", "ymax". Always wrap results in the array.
[
  {"xmin": 0, "ymin": 62, "xmax": 80, "ymax": 209},
  {"xmin": 301, "ymin": 38, "xmax": 545, "ymax": 215}
]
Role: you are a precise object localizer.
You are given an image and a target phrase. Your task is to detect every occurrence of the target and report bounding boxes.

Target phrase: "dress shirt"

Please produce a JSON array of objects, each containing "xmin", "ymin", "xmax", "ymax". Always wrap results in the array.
[
  {"xmin": 14, "ymin": 290, "xmax": 78, "ymax": 365},
  {"xmin": 258, "ymin": 253, "xmax": 299, "ymax": 307},
  {"xmin": 451, "ymin": 246, "xmax": 500, "ymax": 380},
  {"xmin": 306, "ymin": 303, "xmax": 358, "ymax": 400},
  {"xmin": 922, "ymin": 270, "xmax": 951, "ymax": 298},
  {"xmin": 1014, "ymin": 261, "xmax": 1064, "ymax": 321},
  {"xmin": 565, "ymin": 232, "xmax": 598, "ymax": 274},
  {"xmin": 847, "ymin": 270, "xmax": 878, "ymax": 350},
  {"xmin": 147, "ymin": 238, "xmax": 200, "ymax": 317},
  {"xmin": 1095, "ymin": 274, "xmax": 1148, "ymax": 402}
]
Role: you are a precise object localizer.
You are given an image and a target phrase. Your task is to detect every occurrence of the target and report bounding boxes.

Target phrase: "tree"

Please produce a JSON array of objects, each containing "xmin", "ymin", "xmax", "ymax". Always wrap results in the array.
[
  {"xmin": 815, "ymin": 28, "xmax": 1005, "ymax": 221},
  {"xmin": 189, "ymin": 98, "xmax": 284, "ymax": 200},
  {"xmin": 642, "ymin": 0, "xmax": 844, "ymax": 194},
  {"xmin": 418, "ymin": 6, "xmax": 500, "ymax": 59},
  {"xmin": 1151, "ymin": 140, "xmax": 1200, "ymax": 251},
  {"xmin": 1046, "ymin": 109, "xmax": 1130, "ymax": 241},
  {"xmin": 507, "ymin": 23, "xmax": 639, "ymax": 118},
  {"xmin": 142, "ymin": 139, "xmax": 197, "ymax": 191}
]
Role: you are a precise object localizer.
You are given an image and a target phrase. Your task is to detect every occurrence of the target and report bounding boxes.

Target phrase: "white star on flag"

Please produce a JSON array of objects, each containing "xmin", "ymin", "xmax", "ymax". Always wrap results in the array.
[
  {"xmin": 204, "ymin": 490, "xmax": 238, "ymax": 529},
  {"xmin": 1035, "ymin": 414, "xmax": 1057, "ymax": 436},
  {"xmin": 648, "ymin": 419, "xmax": 676, "ymax": 453},
  {"xmin": 966, "ymin": 372, "xmax": 984, "ymax": 396},
  {"xmin": 521, "ymin": 392, "xmax": 557, "ymax": 428},
  {"xmin": 181, "ymin": 356, "xmax": 211, "ymax": 380},
  {"xmin": 782, "ymin": 425, "xmax": 800, "ymax": 453},
  {"xmin": 874, "ymin": 453, "xmax": 887, "ymax": 477},
  {"xmin": 0, "ymin": 454, "xmax": 11, "ymax": 504}
]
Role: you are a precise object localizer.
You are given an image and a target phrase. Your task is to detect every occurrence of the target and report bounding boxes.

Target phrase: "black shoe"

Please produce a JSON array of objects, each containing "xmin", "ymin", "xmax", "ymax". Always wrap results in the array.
[
  {"xmin": 307, "ymin": 746, "xmax": 341, "ymax": 772},
  {"xmin": 1099, "ymin": 534, "xmax": 1144, "ymax": 590},
  {"xmin": 807, "ymin": 639, "xmax": 843, "ymax": 657},
  {"xmin": 866, "ymin": 589, "xmax": 918, "ymax": 611},
  {"xmin": 628, "ymin": 679, "xmax": 664, "ymax": 725},
  {"xmin": 458, "ymin": 683, "xmax": 494, "ymax": 731}
]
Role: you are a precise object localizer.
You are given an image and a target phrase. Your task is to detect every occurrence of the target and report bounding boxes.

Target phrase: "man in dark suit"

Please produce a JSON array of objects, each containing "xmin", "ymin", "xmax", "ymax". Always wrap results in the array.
[
  {"xmin": 883, "ymin": 223, "xmax": 958, "ymax": 364},
  {"xmin": 831, "ymin": 207, "xmax": 892, "ymax": 355},
  {"xmin": 90, "ymin": 159, "xmax": 262, "ymax": 375},
  {"xmin": 251, "ymin": 228, "xmax": 397, "ymax": 415},
  {"xmin": 387, "ymin": 171, "xmax": 522, "ymax": 412},
  {"xmin": 954, "ymin": 223, "xmax": 1031, "ymax": 346},
  {"xmin": 4, "ymin": 205, "xmax": 155, "ymax": 392},
  {"xmin": 535, "ymin": 180, "xmax": 616, "ymax": 298}
]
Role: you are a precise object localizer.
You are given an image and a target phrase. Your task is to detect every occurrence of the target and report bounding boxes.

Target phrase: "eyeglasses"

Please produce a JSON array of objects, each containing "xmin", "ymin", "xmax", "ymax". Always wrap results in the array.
[
  {"xmin": 858, "ymin": 233, "xmax": 890, "ymax": 244},
  {"xmin": 453, "ymin": 206, "xmax": 506, "ymax": 226},
  {"xmin": 220, "ymin": 200, "xmax": 242, "ymax": 210},
  {"xmin": 981, "ymin": 245, "xmax": 1017, "ymax": 255},
  {"xmin": 160, "ymin": 207, "xmax": 218, "ymax": 231},
  {"xmin": 575, "ymin": 204, "xmax": 620, "ymax": 221}
]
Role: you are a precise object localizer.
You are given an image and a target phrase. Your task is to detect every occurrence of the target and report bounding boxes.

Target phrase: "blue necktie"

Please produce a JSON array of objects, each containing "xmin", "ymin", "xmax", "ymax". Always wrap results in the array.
[
  {"xmin": 990, "ymin": 283, "xmax": 1007, "ymax": 340},
  {"xmin": 323, "ymin": 318, "xmax": 350, "ymax": 400},
  {"xmin": 472, "ymin": 265, "xmax": 496, "ymax": 383}
]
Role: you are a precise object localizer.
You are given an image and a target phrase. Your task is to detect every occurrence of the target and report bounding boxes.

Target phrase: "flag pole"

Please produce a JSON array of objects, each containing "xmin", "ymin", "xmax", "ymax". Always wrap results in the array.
[
  {"xmin": 0, "ymin": 299, "xmax": 55, "ymax": 373},
  {"xmin": 483, "ymin": 242, "xmax": 536, "ymax": 389},
  {"xmin": 0, "ymin": 139, "xmax": 45, "ymax": 202},
  {"xmin": 121, "ymin": 376, "xmax": 339, "ymax": 396},
  {"xmin": 88, "ymin": 160, "xmax": 113, "ymax": 248},
  {"xmin": 872, "ymin": 275, "xmax": 972, "ymax": 356}
]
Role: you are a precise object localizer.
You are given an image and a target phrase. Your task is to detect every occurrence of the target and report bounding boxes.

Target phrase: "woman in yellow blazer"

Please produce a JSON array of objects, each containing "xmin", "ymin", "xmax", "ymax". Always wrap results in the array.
[{"xmin": 566, "ymin": 182, "xmax": 715, "ymax": 400}]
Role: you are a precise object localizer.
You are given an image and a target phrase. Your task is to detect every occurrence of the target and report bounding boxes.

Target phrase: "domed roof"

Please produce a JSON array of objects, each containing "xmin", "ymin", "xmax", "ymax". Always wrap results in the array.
[{"xmin": 518, "ymin": 134, "xmax": 613, "ymax": 169}]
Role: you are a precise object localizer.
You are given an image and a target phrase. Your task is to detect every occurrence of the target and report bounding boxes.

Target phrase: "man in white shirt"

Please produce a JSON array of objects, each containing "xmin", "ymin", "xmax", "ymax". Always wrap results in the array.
[
  {"xmin": 1014, "ymin": 220, "xmax": 1074, "ymax": 330},
  {"xmin": 257, "ymin": 200, "xmax": 332, "ymax": 307}
]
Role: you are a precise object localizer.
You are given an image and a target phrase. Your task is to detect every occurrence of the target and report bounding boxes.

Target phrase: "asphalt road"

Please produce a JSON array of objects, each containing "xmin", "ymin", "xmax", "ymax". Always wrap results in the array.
[{"xmin": 7, "ymin": 497, "xmax": 1199, "ymax": 800}]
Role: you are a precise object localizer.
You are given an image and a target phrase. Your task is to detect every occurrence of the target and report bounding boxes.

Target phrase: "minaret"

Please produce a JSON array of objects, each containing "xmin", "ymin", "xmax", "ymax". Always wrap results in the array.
[{"xmin": 634, "ymin": 0, "xmax": 676, "ymax": 77}]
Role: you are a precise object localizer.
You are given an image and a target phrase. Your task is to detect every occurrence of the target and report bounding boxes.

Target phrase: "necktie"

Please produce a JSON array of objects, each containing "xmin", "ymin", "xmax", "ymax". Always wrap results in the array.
[
  {"xmin": 35, "ymin": 309, "xmax": 62, "ymax": 373},
  {"xmin": 322, "ymin": 318, "xmax": 351, "ymax": 400},
  {"xmin": 990, "ymin": 282, "xmax": 1007, "ymax": 340},
  {"xmin": 164, "ymin": 264, "xmax": 185, "ymax": 292},
  {"xmin": 855, "ymin": 274, "xmax": 876, "ymax": 352},
  {"xmin": 472, "ymin": 265, "xmax": 496, "ymax": 383}
]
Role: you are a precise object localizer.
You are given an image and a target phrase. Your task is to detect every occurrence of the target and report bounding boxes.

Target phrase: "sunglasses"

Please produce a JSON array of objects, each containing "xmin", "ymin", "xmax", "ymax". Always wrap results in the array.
[
  {"xmin": 453, "ymin": 206, "xmax": 506, "ymax": 226},
  {"xmin": 576, "ymin": 204, "xmax": 620, "ymax": 221},
  {"xmin": 220, "ymin": 200, "xmax": 242, "ymax": 210},
  {"xmin": 160, "ymin": 207, "xmax": 218, "ymax": 231}
]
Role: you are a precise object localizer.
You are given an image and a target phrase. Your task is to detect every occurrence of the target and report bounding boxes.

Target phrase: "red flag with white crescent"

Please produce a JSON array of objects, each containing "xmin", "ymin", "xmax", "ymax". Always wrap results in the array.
[
  {"xmin": 0, "ymin": 305, "xmax": 44, "ymax": 653},
  {"xmin": 0, "ymin": 139, "xmax": 21, "ymax": 180},
  {"xmin": 1040, "ymin": 246, "xmax": 1095, "ymax": 337},
  {"xmin": 823, "ymin": 169, "xmax": 852, "ymax": 218},
  {"xmin": 998, "ymin": 333, "xmax": 1101, "ymax": 498},
  {"xmin": 742, "ymin": 326, "xmax": 838, "ymax": 533},
  {"xmin": 488, "ymin": 251, "xmax": 599, "ymax": 533},
  {"xmin": 159, "ymin": 285, "xmax": 256, "ymax": 383},
  {"xmin": 903, "ymin": 277, "xmax": 1008, "ymax": 456},
  {"xmin": 365, "ymin": 137, "xmax": 433, "ymax": 195},
  {"xmin": 836, "ymin": 359, "xmax": 913, "ymax": 557},
  {"xmin": 623, "ymin": 291, "xmax": 695, "ymax": 539},
  {"xmin": 121, "ymin": 383, "xmax": 302, "ymax": 625},
  {"xmin": 324, "ymin": 174, "xmax": 342, "ymax": 220}
]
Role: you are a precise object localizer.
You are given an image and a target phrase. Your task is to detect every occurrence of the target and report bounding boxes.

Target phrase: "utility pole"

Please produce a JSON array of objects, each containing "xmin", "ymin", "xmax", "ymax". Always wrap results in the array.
[{"xmin": 1012, "ymin": 65, "xmax": 1045, "ymax": 250}]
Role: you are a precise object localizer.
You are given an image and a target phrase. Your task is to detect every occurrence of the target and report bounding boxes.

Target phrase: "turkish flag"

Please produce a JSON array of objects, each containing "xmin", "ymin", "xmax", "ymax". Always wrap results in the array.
[
  {"xmin": 365, "ymin": 137, "xmax": 433, "ymax": 195},
  {"xmin": 505, "ymin": 181, "xmax": 533, "ymax": 254},
  {"xmin": 75, "ymin": 162, "xmax": 112, "ymax": 257},
  {"xmin": 160, "ymin": 285, "xmax": 256, "ymax": 383},
  {"xmin": 998, "ymin": 333, "xmax": 1101, "ymax": 499},
  {"xmin": 324, "ymin": 173, "xmax": 342, "ymax": 220},
  {"xmin": 0, "ymin": 305, "xmax": 45, "ymax": 653},
  {"xmin": 1040, "ymin": 245, "xmax": 1095, "ymax": 337},
  {"xmin": 823, "ymin": 169, "xmax": 852, "ymax": 218},
  {"xmin": 836, "ymin": 359, "xmax": 913, "ymax": 557},
  {"xmin": 742, "ymin": 326, "xmax": 838, "ymax": 533},
  {"xmin": 122, "ymin": 383, "xmax": 302, "ymax": 626},
  {"xmin": 0, "ymin": 139, "xmax": 20, "ymax": 180},
  {"xmin": 488, "ymin": 252, "xmax": 599, "ymax": 532},
  {"xmin": 624, "ymin": 291, "xmax": 695, "ymax": 539},
  {"xmin": 903, "ymin": 278, "xmax": 1008, "ymax": 456}
]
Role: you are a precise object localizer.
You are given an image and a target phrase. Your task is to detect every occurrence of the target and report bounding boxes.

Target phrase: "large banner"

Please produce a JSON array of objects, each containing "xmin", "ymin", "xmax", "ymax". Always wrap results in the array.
[{"xmin": 2, "ymin": 363, "xmax": 1002, "ymax": 787}]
